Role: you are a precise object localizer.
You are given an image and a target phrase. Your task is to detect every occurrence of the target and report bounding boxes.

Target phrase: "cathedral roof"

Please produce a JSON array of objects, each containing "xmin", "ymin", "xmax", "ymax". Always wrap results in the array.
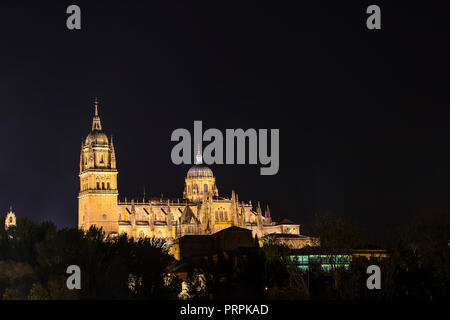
[
  {"xmin": 187, "ymin": 164, "xmax": 214, "ymax": 178},
  {"xmin": 186, "ymin": 145, "xmax": 214, "ymax": 178},
  {"xmin": 86, "ymin": 130, "xmax": 109, "ymax": 145},
  {"xmin": 180, "ymin": 206, "xmax": 200, "ymax": 224}
]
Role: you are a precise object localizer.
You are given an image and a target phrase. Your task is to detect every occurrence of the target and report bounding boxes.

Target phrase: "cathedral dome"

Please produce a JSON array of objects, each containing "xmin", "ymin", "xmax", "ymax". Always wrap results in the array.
[
  {"xmin": 187, "ymin": 146, "xmax": 214, "ymax": 178},
  {"xmin": 85, "ymin": 130, "xmax": 109, "ymax": 145},
  {"xmin": 187, "ymin": 164, "xmax": 214, "ymax": 178}
]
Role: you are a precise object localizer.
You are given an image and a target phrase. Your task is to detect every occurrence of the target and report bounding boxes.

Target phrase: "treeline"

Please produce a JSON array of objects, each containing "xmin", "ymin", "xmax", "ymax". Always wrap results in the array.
[
  {"xmin": 0, "ymin": 209, "xmax": 448, "ymax": 300},
  {"xmin": 0, "ymin": 218, "xmax": 179, "ymax": 299},
  {"xmin": 178, "ymin": 210, "xmax": 450, "ymax": 300}
]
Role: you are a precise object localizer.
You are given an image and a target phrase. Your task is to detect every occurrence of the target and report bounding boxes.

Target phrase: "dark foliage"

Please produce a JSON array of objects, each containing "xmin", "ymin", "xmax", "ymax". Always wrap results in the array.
[
  {"xmin": 0, "ymin": 209, "xmax": 448, "ymax": 300},
  {"xmin": 0, "ymin": 219, "xmax": 177, "ymax": 299}
]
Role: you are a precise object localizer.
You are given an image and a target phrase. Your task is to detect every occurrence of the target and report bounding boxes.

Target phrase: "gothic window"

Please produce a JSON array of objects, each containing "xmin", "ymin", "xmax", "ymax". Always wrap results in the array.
[
  {"xmin": 9, "ymin": 217, "xmax": 12, "ymax": 223},
  {"xmin": 102, "ymin": 182, "xmax": 105, "ymax": 190},
  {"xmin": 97, "ymin": 182, "xmax": 100, "ymax": 189},
  {"xmin": 224, "ymin": 211, "xmax": 228, "ymax": 220},
  {"xmin": 100, "ymin": 155, "xmax": 104, "ymax": 163},
  {"xmin": 187, "ymin": 185, "xmax": 190, "ymax": 192},
  {"xmin": 220, "ymin": 211, "xmax": 223, "ymax": 220},
  {"xmin": 215, "ymin": 211, "xmax": 218, "ymax": 220},
  {"xmin": 107, "ymin": 182, "xmax": 110, "ymax": 189},
  {"xmin": 204, "ymin": 184, "xmax": 208, "ymax": 192}
]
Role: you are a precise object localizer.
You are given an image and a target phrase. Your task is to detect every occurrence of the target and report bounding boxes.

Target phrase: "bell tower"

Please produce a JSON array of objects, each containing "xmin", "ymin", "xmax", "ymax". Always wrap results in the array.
[{"xmin": 78, "ymin": 98, "xmax": 119, "ymax": 235}]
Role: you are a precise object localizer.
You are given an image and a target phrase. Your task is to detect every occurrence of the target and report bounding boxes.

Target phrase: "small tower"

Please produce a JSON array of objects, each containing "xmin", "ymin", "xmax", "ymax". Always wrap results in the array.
[{"xmin": 5, "ymin": 206, "xmax": 16, "ymax": 229}]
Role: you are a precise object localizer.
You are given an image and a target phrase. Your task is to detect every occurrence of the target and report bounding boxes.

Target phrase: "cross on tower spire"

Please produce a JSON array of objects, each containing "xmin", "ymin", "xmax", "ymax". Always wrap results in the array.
[
  {"xmin": 92, "ymin": 97, "xmax": 102, "ymax": 131},
  {"xmin": 94, "ymin": 97, "xmax": 99, "ymax": 116}
]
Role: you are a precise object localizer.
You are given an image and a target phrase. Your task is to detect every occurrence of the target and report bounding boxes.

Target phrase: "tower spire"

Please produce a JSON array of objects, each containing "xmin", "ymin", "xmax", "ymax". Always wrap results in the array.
[
  {"xmin": 94, "ymin": 97, "xmax": 99, "ymax": 116},
  {"xmin": 195, "ymin": 144, "xmax": 202, "ymax": 165},
  {"xmin": 265, "ymin": 204, "xmax": 271, "ymax": 218},
  {"xmin": 92, "ymin": 97, "xmax": 102, "ymax": 131}
]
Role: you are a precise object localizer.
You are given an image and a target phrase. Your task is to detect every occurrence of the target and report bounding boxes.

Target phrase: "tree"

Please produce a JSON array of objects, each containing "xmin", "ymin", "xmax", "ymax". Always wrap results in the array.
[
  {"xmin": 28, "ymin": 282, "xmax": 50, "ymax": 300},
  {"xmin": 2, "ymin": 288, "xmax": 23, "ymax": 300}
]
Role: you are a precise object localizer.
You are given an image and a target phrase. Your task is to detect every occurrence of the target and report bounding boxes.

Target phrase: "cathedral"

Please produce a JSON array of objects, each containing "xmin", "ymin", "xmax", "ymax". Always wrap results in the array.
[{"xmin": 78, "ymin": 100, "xmax": 303, "ymax": 241}]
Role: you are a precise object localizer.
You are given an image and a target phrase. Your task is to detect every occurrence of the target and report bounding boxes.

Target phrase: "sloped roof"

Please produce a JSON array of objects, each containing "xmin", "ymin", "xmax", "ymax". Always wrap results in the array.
[
  {"xmin": 263, "ymin": 233, "xmax": 310, "ymax": 239},
  {"xmin": 180, "ymin": 206, "xmax": 200, "ymax": 224},
  {"xmin": 277, "ymin": 218, "xmax": 296, "ymax": 225},
  {"xmin": 214, "ymin": 226, "xmax": 252, "ymax": 235}
]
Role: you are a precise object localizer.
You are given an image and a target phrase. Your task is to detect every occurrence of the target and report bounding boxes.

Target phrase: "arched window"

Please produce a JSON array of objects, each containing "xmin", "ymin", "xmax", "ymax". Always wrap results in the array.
[
  {"xmin": 188, "ymin": 185, "xmax": 190, "ymax": 192},
  {"xmin": 204, "ymin": 184, "xmax": 208, "ymax": 192},
  {"xmin": 9, "ymin": 217, "xmax": 13, "ymax": 223},
  {"xmin": 194, "ymin": 184, "xmax": 198, "ymax": 193},
  {"xmin": 224, "ymin": 211, "xmax": 228, "ymax": 220},
  {"xmin": 97, "ymin": 182, "xmax": 100, "ymax": 189},
  {"xmin": 215, "ymin": 211, "xmax": 218, "ymax": 220},
  {"xmin": 102, "ymin": 182, "xmax": 105, "ymax": 189},
  {"xmin": 220, "ymin": 211, "xmax": 223, "ymax": 220},
  {"xmin": 107, "ymin": 182, "xmax": 110, "ymax": 189}
]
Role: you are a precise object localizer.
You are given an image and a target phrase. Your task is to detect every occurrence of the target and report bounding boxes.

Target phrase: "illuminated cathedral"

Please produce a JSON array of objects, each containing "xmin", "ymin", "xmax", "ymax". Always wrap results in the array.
[{"xmin": 78, "ymin": 100, "xmax": 308, "ymax": 242}]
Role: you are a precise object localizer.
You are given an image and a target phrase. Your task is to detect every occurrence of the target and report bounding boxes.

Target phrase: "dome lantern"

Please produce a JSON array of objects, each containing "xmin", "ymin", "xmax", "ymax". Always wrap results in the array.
[{"xmin": 184, "ymin": 145, "xmax": 218, "ymax": 201}]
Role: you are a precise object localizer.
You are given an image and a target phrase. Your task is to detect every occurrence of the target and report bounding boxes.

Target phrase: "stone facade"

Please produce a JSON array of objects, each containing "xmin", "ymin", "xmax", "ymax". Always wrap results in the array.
[{"xmin": 78, "ymin": 101, "xmax": 305, "ymax": 241}]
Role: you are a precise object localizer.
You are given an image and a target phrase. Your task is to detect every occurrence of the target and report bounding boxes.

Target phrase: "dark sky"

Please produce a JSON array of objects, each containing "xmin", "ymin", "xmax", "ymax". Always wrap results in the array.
[{"xmin": 0, "ymin": 1, "xmax": 449, "ymax": 234}]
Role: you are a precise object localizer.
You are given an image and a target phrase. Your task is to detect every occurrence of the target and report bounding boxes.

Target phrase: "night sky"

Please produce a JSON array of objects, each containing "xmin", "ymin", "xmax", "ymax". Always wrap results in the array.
[{"xmin": 0, "ymin": 1, "xmax": 449, "ymax": 234}]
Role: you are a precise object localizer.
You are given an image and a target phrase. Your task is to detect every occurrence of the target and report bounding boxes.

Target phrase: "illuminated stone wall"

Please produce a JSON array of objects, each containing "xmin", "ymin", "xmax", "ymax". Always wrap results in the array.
[{"xmin": 78, "ymin": 104, "xmax": 301, "ymax": 241}]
